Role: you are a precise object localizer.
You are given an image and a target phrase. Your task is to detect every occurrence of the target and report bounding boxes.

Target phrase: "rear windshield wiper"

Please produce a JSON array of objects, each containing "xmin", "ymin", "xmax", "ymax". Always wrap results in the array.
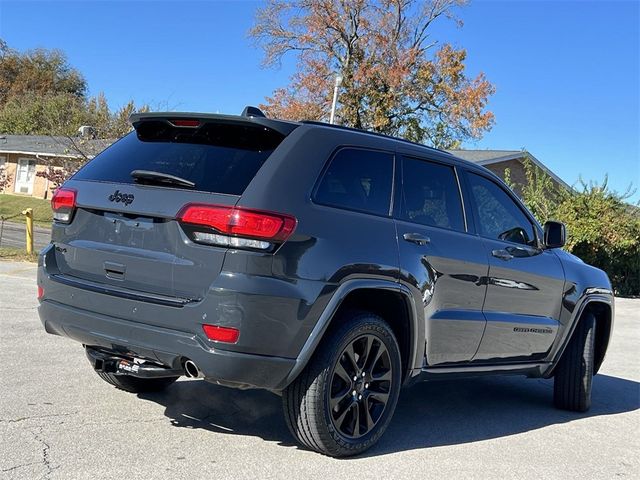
[{"xmin": 130, "ymin": 170, "xmax": 195, "ymax": 188}]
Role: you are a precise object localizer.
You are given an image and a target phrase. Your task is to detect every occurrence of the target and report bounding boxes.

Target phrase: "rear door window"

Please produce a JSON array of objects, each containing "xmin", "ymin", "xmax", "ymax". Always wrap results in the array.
[
  {"xmin": 314, "ymin": 148, "xmax": 393, "ymax": 216},
  {"xmin": 72, "ymin": 121, "xmax": 286, "ymax": 195},
  {"xmin": 399, "ymin": 156, "xmax": 465, "ymax": 232}
]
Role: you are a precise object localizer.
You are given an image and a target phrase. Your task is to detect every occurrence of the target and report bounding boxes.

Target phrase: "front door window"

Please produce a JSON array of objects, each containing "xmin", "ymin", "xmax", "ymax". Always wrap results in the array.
[{"xmin": 467, "ymin": 172, "xmax": 535, "ymax": 245}]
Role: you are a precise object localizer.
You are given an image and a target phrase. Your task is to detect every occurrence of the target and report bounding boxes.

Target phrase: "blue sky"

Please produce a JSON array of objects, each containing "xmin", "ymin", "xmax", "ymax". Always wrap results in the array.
[{"xmin": 1, "ymin": 0, "xmax": 638, "ymax": 200}]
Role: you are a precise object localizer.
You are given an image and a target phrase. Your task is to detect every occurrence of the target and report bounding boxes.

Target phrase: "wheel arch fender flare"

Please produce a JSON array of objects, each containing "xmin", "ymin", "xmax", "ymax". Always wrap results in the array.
[
  {"xmin": 277, "ymin": 279, "xmax": 421, "ymax": 390},
  {"xmin": 544, "ymin": 292, "xmax": 614, "ymax": 378}
]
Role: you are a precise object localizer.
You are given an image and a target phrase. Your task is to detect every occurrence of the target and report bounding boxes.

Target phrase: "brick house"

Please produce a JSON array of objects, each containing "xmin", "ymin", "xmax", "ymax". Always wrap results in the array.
[
  {"xmin": 0, "ymin": 135, "xmax": 109, "ymax": 199},
  {"xmin": 0, "ymin": 134, "xmax": 569, "ymax": 200}
]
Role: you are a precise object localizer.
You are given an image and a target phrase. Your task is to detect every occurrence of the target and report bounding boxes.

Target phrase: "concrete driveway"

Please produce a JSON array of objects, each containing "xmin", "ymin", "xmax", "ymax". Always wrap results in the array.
[{"xmin": 0, "ymin": 261, "xmax": 638, "ymax": 479}]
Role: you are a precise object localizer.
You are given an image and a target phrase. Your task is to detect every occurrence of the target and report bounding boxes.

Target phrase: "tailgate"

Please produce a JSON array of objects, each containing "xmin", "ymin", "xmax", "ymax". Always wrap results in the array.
[
  {"xmin": 47, "ymin": 115, "xmax": 292, "ymax": 304},
  {"xmin": 51, "ymin": 181, "xmax": 238, "ymax": 300}
]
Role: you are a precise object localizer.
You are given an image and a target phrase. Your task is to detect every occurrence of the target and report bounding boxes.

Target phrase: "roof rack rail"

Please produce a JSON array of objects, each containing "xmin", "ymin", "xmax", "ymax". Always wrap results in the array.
[
  {"xmin": 241, "ymin": 106, "xmax": 266, "ymax": 118},
  {"xmin": 299, "ymin": 120, "xmax": 452, "ymax": 156}
]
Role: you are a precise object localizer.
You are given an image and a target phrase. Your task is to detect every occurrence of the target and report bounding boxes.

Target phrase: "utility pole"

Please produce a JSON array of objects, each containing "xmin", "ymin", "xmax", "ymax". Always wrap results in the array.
[{"xmin": 329, "ymin": 75, "xmax": 343, "ymax": 124}]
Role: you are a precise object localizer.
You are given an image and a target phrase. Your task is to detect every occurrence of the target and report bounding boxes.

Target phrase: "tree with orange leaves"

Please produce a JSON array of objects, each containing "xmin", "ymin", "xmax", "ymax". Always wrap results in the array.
[{"xmin": 251, "ymin": 0, "xmax": 495, "ymax": 149}]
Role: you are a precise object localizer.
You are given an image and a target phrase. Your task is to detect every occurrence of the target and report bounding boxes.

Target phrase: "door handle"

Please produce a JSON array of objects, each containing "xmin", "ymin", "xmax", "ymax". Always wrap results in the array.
[
  {"xmin": 492, "ymin": 249, "xmax": 514, "ymax": 261},
  {"xmin": 403, "ymin": 233, "xmax": 430, "ymax": 246}
]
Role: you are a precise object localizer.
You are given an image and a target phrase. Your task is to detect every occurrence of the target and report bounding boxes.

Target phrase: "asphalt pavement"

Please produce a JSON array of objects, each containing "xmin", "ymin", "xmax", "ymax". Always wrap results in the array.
[
  {"xmin": 0, "ymin": 221, "xmax": 50, "ymax": 251},
  {"xmin": 0, "ymin": 261, "xmax": 638, "ymax": 479}
]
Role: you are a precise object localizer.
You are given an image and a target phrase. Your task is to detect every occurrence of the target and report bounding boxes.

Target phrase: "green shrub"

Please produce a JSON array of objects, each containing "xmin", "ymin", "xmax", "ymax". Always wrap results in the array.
[
  {"xmin": 556, "ymin": 180, "xmax": 640, "ymax": 296},
  {"xmin": 506, "ymin": 161, "xmax": 639, "ymax": 296}
]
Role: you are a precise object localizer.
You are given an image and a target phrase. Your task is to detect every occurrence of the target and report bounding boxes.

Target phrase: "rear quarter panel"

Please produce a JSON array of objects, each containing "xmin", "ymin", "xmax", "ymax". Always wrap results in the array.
[{"xmin": 234, "ymin": 126, "xmax": 401, "ymax": 358}]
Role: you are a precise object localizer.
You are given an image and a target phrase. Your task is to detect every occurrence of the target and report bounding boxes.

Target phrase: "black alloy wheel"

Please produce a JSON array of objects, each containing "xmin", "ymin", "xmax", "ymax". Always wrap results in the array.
[
  {"xmin": 329, "ymin": 334, "xmax": 393, "ymax": 439},
  {"xmin": 283, "ymin": 311, "xmax": 402, "ymax": 457}
]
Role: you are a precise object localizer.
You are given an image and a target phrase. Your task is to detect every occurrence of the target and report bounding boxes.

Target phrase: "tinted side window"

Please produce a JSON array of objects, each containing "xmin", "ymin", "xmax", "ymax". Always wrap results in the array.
[
  {"xmin": 400, "ymin": 157, "xmax": 465, "ymax": 232},
  {"xmin": 314, "ymin": 148, "xmax": 393, "ymax": 216},
  {"xmin": 468, "ymin": 172, "xmax": 535, "ymax": 245}
]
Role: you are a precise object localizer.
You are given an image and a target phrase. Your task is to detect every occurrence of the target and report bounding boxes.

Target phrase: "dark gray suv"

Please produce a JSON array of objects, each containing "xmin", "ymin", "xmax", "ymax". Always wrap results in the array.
[{"xmin": 37, "ymin": 108, "xmax": 614, "ymax": 457}]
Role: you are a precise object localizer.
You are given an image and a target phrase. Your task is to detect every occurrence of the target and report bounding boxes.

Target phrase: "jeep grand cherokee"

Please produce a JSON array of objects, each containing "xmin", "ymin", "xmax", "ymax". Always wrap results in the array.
[{"xmin": 37, "ymin": 108, "xmax": 614, "ymax": 457}]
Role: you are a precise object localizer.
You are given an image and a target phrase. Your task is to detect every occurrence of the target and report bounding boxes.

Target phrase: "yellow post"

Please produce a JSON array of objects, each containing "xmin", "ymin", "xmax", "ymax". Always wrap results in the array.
[{"xmin": 22, "ymin": 208, "xmax": 34, "ymax": 254}]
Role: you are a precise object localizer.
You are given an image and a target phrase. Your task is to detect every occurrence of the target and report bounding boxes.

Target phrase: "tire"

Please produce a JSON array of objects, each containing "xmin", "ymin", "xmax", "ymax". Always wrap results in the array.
[
  {"xmin": 95, "ymin": 371, "xmax": 179, "ymax": 393},
  {"xmin": 283, "ymin": 311, "xmax": 402, "ymax": 457},
  {"xmin": 553, "ymin": 312, "xmax": 596, "ymax": 412}
]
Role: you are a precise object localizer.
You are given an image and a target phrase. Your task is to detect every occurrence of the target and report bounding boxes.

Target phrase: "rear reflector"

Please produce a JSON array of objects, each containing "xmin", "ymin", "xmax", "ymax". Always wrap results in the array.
[
  {"xmin": 202, "ymin": 324, "xmax": 240, "ymax": 343},
  {"xmin": 37, "ymin": 286, "xmax": 44, "ymax": 300},
  {"xmin": 51, "ymin": 188, "xmax": 77, "ymax": 223},
  {"xmin": 178, "ymin": 204, "xmax": 296, "ymax": 249}
]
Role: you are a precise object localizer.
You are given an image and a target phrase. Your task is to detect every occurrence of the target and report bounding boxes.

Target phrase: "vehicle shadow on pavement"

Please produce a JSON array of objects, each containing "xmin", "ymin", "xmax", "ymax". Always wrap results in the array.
[
  {"xmin": 139, "ymin": 373, "xmax": 639, "ymax": 456},
  {"xmin": 366, "ymin": 373, "xmax": 640, "ymax": 457},
  {"xmin": 139, "ymin": 379, "xmax": 295, "ymax": 447}
]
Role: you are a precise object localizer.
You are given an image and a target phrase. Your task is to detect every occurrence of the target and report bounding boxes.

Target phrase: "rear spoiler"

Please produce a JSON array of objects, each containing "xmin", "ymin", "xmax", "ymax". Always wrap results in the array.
[{"xmin": 129, "ymin": 111, "xmax": 299, "ymax": 137}]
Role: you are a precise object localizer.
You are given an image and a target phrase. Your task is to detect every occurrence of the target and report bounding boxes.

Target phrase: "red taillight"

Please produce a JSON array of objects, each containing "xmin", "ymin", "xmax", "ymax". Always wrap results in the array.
[
  {"xmin": 178, "ymin": 204, "xmax": 296, "ymax": 248},
  {"xmin": 51, "ymin": 188, "xmax": 77, "ymax": 223},
  {"xmin": 202, "ymin": 324, "xmax": 240, "ymax": 343},
  {"xmin": 37, "ymin": 286, "xmax": 44, "ymax": 300},
  {"xmin": 170, "ymin": 119, "xmax": 200, "ymax": 127}
]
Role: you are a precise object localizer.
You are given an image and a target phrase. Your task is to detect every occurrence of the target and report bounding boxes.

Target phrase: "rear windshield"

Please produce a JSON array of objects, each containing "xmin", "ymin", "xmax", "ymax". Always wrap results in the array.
[{"xmin": 72, "ymin": 121, "xmax": 286, "ymax": 195}]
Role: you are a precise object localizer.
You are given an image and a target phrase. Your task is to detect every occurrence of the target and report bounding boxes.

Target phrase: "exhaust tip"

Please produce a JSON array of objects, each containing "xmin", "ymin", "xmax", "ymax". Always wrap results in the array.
[{"xmin": 184, "ymin": 360, "xmax": 201, "ymax": 378}]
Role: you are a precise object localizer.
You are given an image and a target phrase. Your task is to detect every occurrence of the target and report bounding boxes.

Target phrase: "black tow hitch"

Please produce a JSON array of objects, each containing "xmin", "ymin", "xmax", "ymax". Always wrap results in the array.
[{"xmin": 85, "ymin": 347, "xmax": 184, "ymax": 379}]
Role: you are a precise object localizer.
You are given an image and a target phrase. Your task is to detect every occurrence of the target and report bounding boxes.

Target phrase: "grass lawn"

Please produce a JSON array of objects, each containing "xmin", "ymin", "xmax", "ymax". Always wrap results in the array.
[
  {"xmin": 0, "ymin": 247, "xmax": 38, "ymax": 263},
  {"xmin": 0, "ymin": 194, "xmax": 52, "ymax": 227}
]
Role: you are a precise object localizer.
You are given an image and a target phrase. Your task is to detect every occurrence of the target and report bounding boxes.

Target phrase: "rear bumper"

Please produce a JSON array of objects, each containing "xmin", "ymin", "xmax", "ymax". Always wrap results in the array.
[{"xmin": 38, "ymin": 299, "xmax": 296, "ymax": 391}]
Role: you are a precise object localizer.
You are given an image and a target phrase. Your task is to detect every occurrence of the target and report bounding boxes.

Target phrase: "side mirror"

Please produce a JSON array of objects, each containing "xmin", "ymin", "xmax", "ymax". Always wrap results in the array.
[{"xmin": 543, "ymin": 221, "xmax": 566, "ymax": 249}]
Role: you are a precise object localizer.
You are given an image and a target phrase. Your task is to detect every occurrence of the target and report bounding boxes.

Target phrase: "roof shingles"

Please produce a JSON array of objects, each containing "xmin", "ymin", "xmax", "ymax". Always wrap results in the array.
[
  {"xmin": 0, "ymin": 134, "xmax": 111, "ymax": 157},
  {"xmin": 447, "ymin": 149, "xmax": 523, "ymax": 163}
]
